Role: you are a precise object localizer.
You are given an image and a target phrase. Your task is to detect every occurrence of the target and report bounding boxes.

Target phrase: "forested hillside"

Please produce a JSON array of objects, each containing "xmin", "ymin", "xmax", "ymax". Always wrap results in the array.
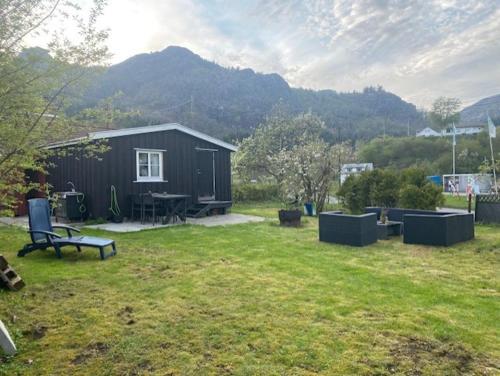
[
  {"xmin": 78, "ymin": 46, "xmax": 427, "ymax": 141},
  {"xmin": 359, "ymin": 133, "xmax": 500, "ymax": 175}
]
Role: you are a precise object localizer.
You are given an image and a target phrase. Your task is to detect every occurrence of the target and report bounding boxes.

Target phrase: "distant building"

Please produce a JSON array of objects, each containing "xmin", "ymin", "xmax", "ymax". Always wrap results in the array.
[
  {"xmin": 416, "ymin": 125, "xmax": 484, "ymax": 138},
  {"xmin": 416, "ymin": 127, "xmax": 441, "ymax": 137},
  {"xmin": 443, "ymin": 126, "xmax": 483, "ymax": 136},
  {"xmin": 340, "ymin": 163, "xmax": 374, "ymax": 184}
]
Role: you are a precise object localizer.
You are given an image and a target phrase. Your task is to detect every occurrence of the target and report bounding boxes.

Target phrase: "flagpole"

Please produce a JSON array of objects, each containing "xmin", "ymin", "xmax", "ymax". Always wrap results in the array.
[
  {"xmin": 487, "ymin": 113, "xmax": 498, "ymax": 193},
  {"xmin": 452, "ymin": 122, "xmax": 456, "ymax": 177},
  {"xmin": 489, "ymin": 134, "xmax": 498, "ymax": 193}
]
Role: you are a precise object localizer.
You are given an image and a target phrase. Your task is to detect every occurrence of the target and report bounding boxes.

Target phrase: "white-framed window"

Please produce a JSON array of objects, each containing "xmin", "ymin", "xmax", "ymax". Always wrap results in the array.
[{"xmin": 135, "ymin": 149, "xmax": 164, "ymax": 182}]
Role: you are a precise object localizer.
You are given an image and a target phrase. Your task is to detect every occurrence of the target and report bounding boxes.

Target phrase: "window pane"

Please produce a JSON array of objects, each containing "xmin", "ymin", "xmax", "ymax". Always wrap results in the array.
[
  {"xmin": 139, "ymin": 165, "xmax": 148, "ymax": 177},
  {"xmin": 150, "ymin": 153, "xmax": 160, "ymax": 165},
  {"xmin": 138, "ymin": 153, "xmax": 148, "ymax": 164},
  {"xmin": 151, "ymin": 165, "xmax": 160, "ymax": 177}
]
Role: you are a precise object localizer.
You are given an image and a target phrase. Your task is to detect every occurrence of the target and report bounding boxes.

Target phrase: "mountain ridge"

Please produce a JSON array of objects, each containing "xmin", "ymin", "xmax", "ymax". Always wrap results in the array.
[
  {"xmin": 79, "ymin": 45, "xmax": 427, "ymax": 141},
  {"xmin": 460, "ymin": 94, "xmax": 500, "ymax": 126}
]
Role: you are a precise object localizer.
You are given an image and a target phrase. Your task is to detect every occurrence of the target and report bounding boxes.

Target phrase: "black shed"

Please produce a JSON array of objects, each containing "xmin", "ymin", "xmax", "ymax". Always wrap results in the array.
[{"xmin": 45, "ymin": 123, "xmax": 237, "ymax": 219}]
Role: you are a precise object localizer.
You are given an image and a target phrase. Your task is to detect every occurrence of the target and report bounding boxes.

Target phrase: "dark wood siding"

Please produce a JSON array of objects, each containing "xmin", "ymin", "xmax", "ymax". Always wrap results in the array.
[{"xmin": 46, "ymin": 129, "xmax": 233, "ymax": 219}]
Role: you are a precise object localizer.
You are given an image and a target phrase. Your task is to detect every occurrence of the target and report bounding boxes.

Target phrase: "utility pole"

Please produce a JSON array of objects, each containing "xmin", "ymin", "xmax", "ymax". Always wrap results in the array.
[{"xmin": 407, "ymin": 119, "xmax": 410, "ymax": 137}]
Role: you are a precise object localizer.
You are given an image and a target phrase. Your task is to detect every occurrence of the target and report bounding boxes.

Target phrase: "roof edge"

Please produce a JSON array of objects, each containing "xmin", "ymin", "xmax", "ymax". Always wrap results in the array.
[{"xmin": 46, "ymin": 123, "xmax": 238, "ymax": 151}]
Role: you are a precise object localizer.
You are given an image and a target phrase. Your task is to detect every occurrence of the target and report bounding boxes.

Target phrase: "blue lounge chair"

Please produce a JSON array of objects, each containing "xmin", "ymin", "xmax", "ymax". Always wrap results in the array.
[{"xmin": 18, "ymin": 198, "xmax": 117, "ymax": 260}]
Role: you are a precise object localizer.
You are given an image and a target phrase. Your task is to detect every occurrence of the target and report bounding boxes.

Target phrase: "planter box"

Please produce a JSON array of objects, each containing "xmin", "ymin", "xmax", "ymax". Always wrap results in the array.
[
  {"xmin": 278, "ymin": 209, "xmax": 302, "ymax": 227},
  {"xmin": 319, "ymin": 212, "xmax": 377, "ymax": 247},
  {"xmin": 403, "ymin": 213, "xmax": 474, "ymax": 246}
]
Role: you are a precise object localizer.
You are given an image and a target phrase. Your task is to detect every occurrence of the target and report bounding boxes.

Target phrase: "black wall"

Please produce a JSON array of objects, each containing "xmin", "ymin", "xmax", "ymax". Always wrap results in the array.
[{"xmin": 46, "ymin": 129, "xmax": 233, "ymax": 219}]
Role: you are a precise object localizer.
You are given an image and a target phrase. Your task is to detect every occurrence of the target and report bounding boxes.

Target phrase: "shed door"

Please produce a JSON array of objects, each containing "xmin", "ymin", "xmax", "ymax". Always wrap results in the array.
[{"xmin": 196, "ymin": 149, "xmax": 216, "ymax": 201}]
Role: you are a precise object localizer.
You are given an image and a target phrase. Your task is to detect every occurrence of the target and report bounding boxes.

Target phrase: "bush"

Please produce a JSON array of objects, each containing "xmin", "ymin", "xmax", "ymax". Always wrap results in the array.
[
  {"xmin": 337, "ymin": 169, "xmax": 399, "ymax": 213},
  {"xmin": 337, "ymin": 168, "xmax": 444, "ymax": 213},
  {"xmin": 232, "ymin": 183, "xmax": 280, "ymax": 202},
  {"xmin": 399, "ymin": 182, "xmax": 444, "ymax": 210}
]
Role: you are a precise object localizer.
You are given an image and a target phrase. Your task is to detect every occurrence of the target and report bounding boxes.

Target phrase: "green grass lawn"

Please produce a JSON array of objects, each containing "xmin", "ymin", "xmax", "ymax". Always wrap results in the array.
[
  {"xmin": 443, "ymin": 195, "xmax": 473, "ymax": 210},
  {"xmin": 0, "ymin": 204, "xmax": 499, "ymax": 375}
]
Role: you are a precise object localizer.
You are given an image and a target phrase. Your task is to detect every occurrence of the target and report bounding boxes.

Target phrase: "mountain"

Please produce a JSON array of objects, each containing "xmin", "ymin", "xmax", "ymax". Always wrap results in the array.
[
  {"xmin": 460, "ymin": 94, "xmax": 500, "ymax": 126},
  {"xmin": 80, "ymin": 46, "xmax": 427, "ymax": 141}
]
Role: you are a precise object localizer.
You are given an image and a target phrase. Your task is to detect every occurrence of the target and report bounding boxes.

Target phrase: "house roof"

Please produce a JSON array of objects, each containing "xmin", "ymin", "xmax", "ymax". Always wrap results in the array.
[{"xmin": 46, "ymin": 123, "xmax": 238, "ymax": 152}]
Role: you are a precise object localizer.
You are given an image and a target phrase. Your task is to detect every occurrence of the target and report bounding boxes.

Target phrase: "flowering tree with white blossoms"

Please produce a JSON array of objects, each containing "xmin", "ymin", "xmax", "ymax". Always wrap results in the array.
[
  {"xmin": 235, "ymin": 107, "xmax": 353, "ymax": 212},
  {"xmin": 281, "ymin": 140, "xmax": 352, "ymax": 213}
]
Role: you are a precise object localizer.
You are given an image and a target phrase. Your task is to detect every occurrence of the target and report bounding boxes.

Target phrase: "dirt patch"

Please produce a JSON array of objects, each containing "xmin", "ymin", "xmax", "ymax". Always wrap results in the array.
[
  {"xmin": 215, "ymin": 363, "xmax": 234, "ymax": 374},
  {"xmin": 71, "ymin": 342, "xmax": 110, "ymax": 365},
  {"xmin": 23, "ymin": 325, "xmax": 48, "ymax": 340},
  {"xmin": 117, "ymin": 306, "xmax": 136, "ymax": 325},
  {"xmin": 388, "ymin": 336, "xmax": 474, "ymax": 375}
]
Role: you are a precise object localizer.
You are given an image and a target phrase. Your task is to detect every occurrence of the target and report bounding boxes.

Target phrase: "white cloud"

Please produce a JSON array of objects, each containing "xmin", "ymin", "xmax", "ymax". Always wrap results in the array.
[{"xmin": 29, "ymin": 0, "xmax": 500, "ymax": 108}]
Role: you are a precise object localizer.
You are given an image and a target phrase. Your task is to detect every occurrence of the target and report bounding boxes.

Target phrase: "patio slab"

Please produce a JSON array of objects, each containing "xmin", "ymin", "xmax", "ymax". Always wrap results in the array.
[
  {"xmin": 188, "ymin": 213, "xmax": 265, "ymax": 227},
  {"xmin": 84, "ymin": 214, "xmax": 265, "ymax": 232},
  {"xmin": 0, "ymin": 214, "xmax": 266, "ymax": 233}
]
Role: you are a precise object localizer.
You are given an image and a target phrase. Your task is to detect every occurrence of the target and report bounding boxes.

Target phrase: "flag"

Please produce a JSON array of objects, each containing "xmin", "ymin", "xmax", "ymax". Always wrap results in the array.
[{"xmin": 488, "ymin": 115, "xmax": 496, "ymax": 138}]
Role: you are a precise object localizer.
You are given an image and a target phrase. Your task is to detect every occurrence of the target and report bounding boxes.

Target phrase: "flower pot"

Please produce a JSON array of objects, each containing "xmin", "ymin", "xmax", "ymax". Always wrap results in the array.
[{"xmin": 278, "ymin": 209, "xmax": 302, "ymax": 227}]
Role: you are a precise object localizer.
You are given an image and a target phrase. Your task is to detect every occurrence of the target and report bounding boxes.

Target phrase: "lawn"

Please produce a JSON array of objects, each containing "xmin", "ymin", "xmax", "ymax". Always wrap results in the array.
[
  {"xmin": 0, "ymin": 203, "xmax": 499, "ymax": 375},
  {"xmin": 443, "ymin": 195, "xmax": 473, "ymax": 210}
]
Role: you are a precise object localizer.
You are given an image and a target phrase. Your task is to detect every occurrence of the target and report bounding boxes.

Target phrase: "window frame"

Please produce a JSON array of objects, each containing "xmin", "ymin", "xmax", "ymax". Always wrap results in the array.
[{"xmin": 135, "ymin": 148, "xmax": 165, "ymax": 182}]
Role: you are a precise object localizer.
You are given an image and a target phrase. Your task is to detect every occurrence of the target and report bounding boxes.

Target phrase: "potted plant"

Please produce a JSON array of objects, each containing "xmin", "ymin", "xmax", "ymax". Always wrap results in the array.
[
  {"xmin": 278, "ymin": 180, "xmax": 303, "ymax": 228},
  {"xmin": 278, "ymin": 198, "xmax": 302, "ymax": 227}
]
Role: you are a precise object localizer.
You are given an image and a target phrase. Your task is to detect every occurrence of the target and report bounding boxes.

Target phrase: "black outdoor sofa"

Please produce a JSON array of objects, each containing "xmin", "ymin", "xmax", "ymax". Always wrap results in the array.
[
  {"xmin": 365, "ymin": 207, "xmax": 474, "ymax": 246},
  {"xmin": 319, "ymin": 211, "xmax": 378, "ymax": 247}
]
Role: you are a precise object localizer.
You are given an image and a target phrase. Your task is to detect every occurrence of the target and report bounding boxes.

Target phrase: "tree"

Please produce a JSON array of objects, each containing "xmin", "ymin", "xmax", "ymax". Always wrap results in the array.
[
  {"xmin": 279, "ymin": 140, "xmax": 352, "ymax": 212},
  {"xmin": 428, "ymin": 97, "xmax": 461, "ymax": 130},
  {"xmin": 234, "ymin": 107, "xmax": 325, "ymax": 182},
  {"xmin": 0, "ymin": 0, "xmax": 110, "ymax": 215},
  {"xmin": 234, "ymin": 108, "xmax": 353, "ymax": 212}
]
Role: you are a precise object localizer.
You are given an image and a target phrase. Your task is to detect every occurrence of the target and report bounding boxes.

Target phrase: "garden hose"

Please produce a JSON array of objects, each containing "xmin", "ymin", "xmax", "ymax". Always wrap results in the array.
[
  {"xmin": 109, "ymin": 185, "xmax": 121, "ymax": 217},
  {"xmin": 77, "ymin": 192, "xmax": 86, "ymax": 214}
]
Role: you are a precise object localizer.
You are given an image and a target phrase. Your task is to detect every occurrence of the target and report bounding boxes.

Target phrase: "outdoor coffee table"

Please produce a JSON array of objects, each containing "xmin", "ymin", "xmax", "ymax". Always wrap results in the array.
[{"xmin": 377, "ymin": 221, "xmax": 403, "ymax": 240}]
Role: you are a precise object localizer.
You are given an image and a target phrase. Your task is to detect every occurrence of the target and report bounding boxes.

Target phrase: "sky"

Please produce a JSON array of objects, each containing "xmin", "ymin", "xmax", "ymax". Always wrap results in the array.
[{"xmin": 40, "ymin": 0, "xmax": 500, "ymax": 108}]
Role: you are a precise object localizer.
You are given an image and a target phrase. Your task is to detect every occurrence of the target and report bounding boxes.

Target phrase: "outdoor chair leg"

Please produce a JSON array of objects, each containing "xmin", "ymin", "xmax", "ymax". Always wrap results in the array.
[
  {"xmin": 99, "ymin": 243, "xmax": 117, "ymax": 260},
  {"xmin": 54, "ymin": 245, "xmax": 63, "ymax": 259},
  {"xmin": 76, "ymin": 245, "xmax": 82, "ymax": 252},
  {"xmin": 17, "ymin": 244, "xmax": 40, "ymax": 257}
]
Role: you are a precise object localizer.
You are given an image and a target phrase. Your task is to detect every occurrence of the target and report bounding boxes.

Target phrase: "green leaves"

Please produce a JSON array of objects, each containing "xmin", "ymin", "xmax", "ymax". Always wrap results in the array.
[
  {"xmin": 337, "ymin": 168, "xmax": 444, "ymax": 213},
  {"xmin": 235, "ymin": 108, "xmax": 353, "ymax": 212},
  {"xmin": 0, "ymin": 0, "xmax": 110, "ymax": 215},
  {"xmin": 429, "ymin": 97, "xmax": 461, "ymax": 130}
]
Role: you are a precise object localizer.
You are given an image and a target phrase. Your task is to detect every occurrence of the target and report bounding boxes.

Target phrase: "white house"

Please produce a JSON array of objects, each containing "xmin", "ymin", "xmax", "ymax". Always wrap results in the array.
[
  {"xmin": 340, "ymin": 163, "xmax": 374, "ymax": 184},
  {"xmin": 416, "ymin": 125, "xmax": 484, "ymax": 138},
  {"xmin": 416, "ymin": 127, "xmax": 441, "ymax": 137}
]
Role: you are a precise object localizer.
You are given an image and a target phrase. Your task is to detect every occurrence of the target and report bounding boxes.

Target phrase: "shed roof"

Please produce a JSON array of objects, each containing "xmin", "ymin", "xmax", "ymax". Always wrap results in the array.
[{"xmin": 46, "ymin": 123, "xmax": 238, "ymax": 151}]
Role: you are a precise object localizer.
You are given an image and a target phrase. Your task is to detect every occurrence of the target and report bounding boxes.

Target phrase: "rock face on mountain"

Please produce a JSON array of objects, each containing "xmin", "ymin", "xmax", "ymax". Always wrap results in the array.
[
  {"xmin": 80, "ymin": 46, "xmax": 427, "ymax": 141},
  {"xmin": 460, "ymin": 94, "xmax": 500, "ymax": 126}
]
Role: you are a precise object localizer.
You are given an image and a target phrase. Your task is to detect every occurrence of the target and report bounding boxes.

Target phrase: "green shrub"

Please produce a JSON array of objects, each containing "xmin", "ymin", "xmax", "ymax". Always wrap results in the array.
[
  {"xmin": 337, "ymin": 169, "xmax": 399, "ymax": 213},
  {"xmin": 232, "ymin": 183, "xmax": 280, "ymax": 202},
  {"xmin": 399, "ymin": 182, "xmax": 444, "ymax": 210},
  {"xmin": 337, "ymin": 167, "xmax": 444, "ymax": 213}
]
